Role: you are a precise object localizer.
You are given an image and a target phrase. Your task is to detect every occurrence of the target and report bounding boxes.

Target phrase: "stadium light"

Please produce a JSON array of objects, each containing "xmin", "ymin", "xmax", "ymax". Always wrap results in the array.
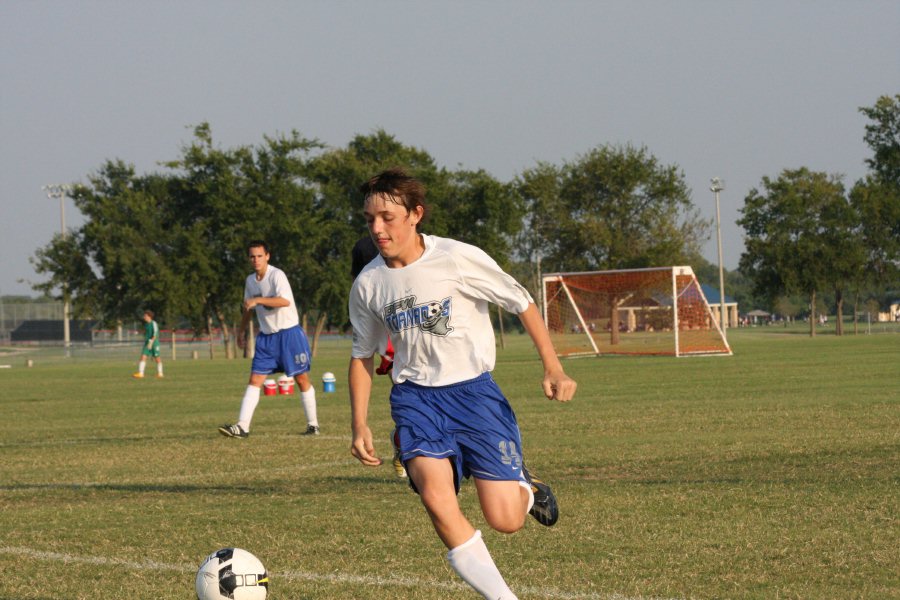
[
  {"xmin": 42, "ymin": 184, "xmax": 73, "ymax": 357},
  {"xmin": 710, "ymin": 177, "xmax": 727, "ymax": 335}
]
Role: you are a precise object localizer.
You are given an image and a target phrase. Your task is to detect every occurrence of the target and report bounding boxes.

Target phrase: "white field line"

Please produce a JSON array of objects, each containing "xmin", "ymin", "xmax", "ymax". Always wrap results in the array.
[{"xmin": 0, "ymin": 545, "xmax": 682, "ymax": 600}]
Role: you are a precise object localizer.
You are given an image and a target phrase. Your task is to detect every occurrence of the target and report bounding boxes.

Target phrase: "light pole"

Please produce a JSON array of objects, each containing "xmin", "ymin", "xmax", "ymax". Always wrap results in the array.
[
  {"xmin": 710, "ymin": 177, "xmax": 727, "ymax": 334},
  {"xmin": 43, "ymin": 184, "xmax": 73, "ymax": 357}
]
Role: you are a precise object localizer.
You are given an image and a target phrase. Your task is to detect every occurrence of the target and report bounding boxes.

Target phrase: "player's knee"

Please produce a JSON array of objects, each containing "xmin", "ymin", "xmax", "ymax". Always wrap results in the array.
[{"xmin": 486, "ymin": 512, "xmax": 526, "ymax": 534}]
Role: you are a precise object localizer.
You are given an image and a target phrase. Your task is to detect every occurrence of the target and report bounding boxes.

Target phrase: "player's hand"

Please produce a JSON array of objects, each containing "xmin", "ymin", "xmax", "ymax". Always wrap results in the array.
[
  {"xmin": 243, "ymin": 298, "xmax": 257, "ymax": 311},
  {"xmin": 542, "ymin": 370, "xmax": 577, "ymax": 402},
  {"xmin": 350, "ymin": 425, "xmax": 383, "ymax": 467}
]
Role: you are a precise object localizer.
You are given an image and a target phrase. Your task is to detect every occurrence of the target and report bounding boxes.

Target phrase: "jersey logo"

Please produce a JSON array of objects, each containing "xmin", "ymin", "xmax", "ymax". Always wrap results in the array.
[{"xmin": 382, "ymin": 296, "xmax": 453, "ymax": 336}]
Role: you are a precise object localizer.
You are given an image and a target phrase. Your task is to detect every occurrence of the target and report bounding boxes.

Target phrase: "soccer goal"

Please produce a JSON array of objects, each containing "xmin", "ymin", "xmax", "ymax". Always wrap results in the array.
[{"xmin": 542, "ymin": 266, "xmax": 732, "ymax": 357}]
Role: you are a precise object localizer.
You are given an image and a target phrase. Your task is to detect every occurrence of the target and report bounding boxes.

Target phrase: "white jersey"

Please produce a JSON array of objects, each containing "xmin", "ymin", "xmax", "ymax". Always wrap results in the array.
[
  {"xmin": 244, "ymin": 265, "xmax": 299, "ymax": 335},
  {"xmin": 350, "ymin": 234, "xmax": 534, "ymax": 386}
]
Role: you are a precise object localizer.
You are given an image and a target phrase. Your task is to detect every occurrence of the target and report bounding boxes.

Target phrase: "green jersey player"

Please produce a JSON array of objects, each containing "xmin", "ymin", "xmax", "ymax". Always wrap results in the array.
[{"xmin": 133, "ymin": 310, "xmax": 163, "ymax": 379}]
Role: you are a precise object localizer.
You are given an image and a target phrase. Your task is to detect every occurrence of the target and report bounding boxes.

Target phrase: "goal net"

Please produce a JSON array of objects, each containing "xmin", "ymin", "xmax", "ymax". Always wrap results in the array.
[{"xmin": 542, "ymin": 266, "xmax": 731, "ymax": 357}]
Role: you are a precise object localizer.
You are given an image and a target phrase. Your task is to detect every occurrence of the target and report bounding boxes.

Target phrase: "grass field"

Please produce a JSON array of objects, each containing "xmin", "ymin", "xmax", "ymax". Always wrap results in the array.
[{"xmin": 1, "ymin": 325, "xmax": 898, "ymax": 599}]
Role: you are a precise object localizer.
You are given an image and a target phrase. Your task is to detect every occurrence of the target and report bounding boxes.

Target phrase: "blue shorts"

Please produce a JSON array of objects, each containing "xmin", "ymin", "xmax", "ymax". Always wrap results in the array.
[
  {"xmin": 390, "ymin": 372, "xmax": 526, "ymax": 495},
  {"xmin": 251, "ymin": 325, "xmax": 311, "ymax": 377}
]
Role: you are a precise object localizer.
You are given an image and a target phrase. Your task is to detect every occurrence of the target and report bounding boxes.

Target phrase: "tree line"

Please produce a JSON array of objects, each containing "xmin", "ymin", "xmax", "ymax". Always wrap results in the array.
[
  {"xmin": 31, "ymin": 95, "xmax": 898, "ymax": 349},
  {"xmin": 31, "ymin": 125, "xmax": 708, "ymax": 353},
  {"xmin": 737, "ymin": 94, "xmax": 899, "ymax": 336}
]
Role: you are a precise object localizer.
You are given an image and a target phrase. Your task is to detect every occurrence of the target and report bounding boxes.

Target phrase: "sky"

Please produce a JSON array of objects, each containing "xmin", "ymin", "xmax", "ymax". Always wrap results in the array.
[{"xmin": 2, "ymin": 0, "xmax": 898, "ymax": 297}]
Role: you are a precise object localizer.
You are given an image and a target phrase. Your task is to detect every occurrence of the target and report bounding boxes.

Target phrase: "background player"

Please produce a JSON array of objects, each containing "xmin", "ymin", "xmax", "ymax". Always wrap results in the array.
[
  {"xmin": 219, "ymin": 240, "xmax": 319, "ymax": 438},
  {"xmin": 348, "ymin": 168, "xmax": 576, "ymax": 599},
  {"xmin": 132, "ymin": 309, "xmax": 163, "ymax": 379}
]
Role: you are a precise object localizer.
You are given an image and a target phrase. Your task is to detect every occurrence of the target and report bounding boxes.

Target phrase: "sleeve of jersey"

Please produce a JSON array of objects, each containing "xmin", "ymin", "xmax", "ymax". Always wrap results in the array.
[
  {"xmin": 349, "ymin": 279, "xmax": 380, "ymax": 359},
  {"xmin": 452, "ymin": 242, "xmax": 534, "ymax": 313}
]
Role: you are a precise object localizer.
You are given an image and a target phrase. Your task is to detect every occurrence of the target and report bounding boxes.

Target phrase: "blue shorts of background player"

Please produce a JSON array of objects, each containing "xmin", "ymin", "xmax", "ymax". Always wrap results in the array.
[
  {"xmin": 390, "ymin": 373, "xmax": 528, "ymax": 495},
  {"xmin": 251, "ymin": 325, "xmax": 311, "ymax": 377}
]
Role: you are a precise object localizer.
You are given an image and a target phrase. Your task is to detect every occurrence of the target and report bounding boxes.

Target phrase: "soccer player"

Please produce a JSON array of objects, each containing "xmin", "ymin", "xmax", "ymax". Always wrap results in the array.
[
  {"xmin": 133, "ymin": 309, "xmax": 163, "ymax": 378},
  {"xmin": 348, "ymin": 168, "xmax": 576, "ymax": 599},
  {"xmin": 218, "ymin": 240, "xmax": 319, "ymax": 438}
]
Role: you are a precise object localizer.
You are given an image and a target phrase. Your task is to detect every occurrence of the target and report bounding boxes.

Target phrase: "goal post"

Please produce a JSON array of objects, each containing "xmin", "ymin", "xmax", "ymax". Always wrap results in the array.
[{"xmin": 542, "ymin": 266, "xmax": 732, "ymax": 357}]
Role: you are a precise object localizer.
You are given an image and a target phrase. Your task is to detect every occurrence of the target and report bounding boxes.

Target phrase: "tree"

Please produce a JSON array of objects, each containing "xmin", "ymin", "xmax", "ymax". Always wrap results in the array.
[
  {"xmin": 850, "ymin": 95, "xmax": 900, "ymax": 321},
  {"xmin": 32, "ymin": 162, "xmax": 191, "ymax": 331},
  {"xmin": 164, "ymin": 124, "xmax": 324, "ymax": 356},
  {"xmin": 516, "ymin": 145, "xmax": 709, "ymax": 345},
  {"xmin": 516, "ymin": 144, "xmax": 710, "ymax": 274},
  {"xmin": 738, "ymin": 168, "xmax": 847, "ymax": 337},
  {"xmin": 860, "ymin": 94, "xmax": 900, "ymax": 187}
]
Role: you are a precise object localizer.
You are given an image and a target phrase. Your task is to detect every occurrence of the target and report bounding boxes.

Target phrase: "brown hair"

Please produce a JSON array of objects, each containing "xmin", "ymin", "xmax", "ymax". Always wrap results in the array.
[
  {"xmin": 247, "ymin": 239, "xmax": 270, "ymax": 255},
  {"xmin": 359, "ymin": 167, "xmax": 429, "ymax": 226}
]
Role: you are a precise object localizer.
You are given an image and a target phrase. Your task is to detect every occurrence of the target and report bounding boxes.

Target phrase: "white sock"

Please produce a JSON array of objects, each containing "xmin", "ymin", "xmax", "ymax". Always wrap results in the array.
[
  {"xmin": 300, "ymin": 387, "xmax": 318, "ymax": 427},
  {"xmin": 446, "ymin": 530, "xmax": 517, "ymax": 600},
  {"xmin": 137, "ymin": 361, "xmax": 146, "ymax": 375},
  {"xmin": 157, "ymin": 362, "xmax": 163, "ymax": 376},
  {"xmin": 237, "ymin": 385, "xmax": 261, "ymax": 431},
  {"xmin": 519, "ymin": 479, "xmax": 535, "ymax": 513}
]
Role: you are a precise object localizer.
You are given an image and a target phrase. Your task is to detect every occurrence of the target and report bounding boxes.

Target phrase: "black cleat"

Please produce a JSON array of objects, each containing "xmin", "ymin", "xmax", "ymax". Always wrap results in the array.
[
  {"xmin": 218, "ymin": 423, "xmax": 249, "ymax": 438},
  {"xmin": 301, "ymin": 425, "xmax": 320, "ymax": 436},
  {"xmin": 523, "ymin": 465, "xmax": 559, "ymax": 526}
]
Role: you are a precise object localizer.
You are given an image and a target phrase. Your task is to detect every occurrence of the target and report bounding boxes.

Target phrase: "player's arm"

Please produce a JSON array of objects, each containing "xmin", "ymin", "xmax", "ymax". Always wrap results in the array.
[
  {"xmin": 243, "ymin": 296, "xmax": 289, "ymax": 311},
  {"xmin": 236, "ymin": 302, "xmax": 255, "ymax": 349},
  {"xmin": 518, "ymin": 303, "xmax": 577, "ymax": 402},
  {"xmin": 348, "ymin": 355, "xmax": 382, "ymax": 467}
]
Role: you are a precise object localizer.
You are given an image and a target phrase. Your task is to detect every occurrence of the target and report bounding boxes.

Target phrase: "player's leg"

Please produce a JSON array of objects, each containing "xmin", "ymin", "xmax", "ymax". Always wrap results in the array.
[
  {"xmin": 389, "ymin": 427, "xmax": 407, "ymax": 478},
  {"xmin": 283, "ymin": 325, "xmax": 318, "ymax": 435},
  {"xmin": 133, "ymin": 348, "xmax": 149, "ymax": 378},
  {"xmin": 473, "ymin": 478, "xmax": 529, "ymax": 534},
  {"xmin": 459, "ymin": 376, "xmax": 560, "ymax": 529},
  {"xmin": 293, "ymin": 372, "xmax": 319, "ymax": 435},
  {"xmin": 154, "ymin": 351, "xmax": 163, "ymax": 378},
  {"xmin": 407, "ymin": 456, "xmax": 518, "ymax": 600},
  {"xmin": 219, "ymin": 333, "xmax": 272, "ymax": 438},
  {"xmin": 407, "ymin": 456, "xmax": 473, "ymax": 547}
]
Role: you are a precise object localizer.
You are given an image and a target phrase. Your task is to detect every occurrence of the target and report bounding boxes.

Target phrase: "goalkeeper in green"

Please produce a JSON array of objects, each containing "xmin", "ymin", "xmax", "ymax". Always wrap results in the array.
[{"xmin": 133, "ymin": 309, "xmax": 163, "ymax": 378}]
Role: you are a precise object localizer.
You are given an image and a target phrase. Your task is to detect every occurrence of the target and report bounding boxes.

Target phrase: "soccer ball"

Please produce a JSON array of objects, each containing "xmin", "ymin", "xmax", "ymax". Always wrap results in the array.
[
  {"xmin": 195, "ymin": 548, "xmax": 269, "ymax": 600},
  {"xmin": 426, "ymin": 301, "xmax": 443, "ymax": 320}
]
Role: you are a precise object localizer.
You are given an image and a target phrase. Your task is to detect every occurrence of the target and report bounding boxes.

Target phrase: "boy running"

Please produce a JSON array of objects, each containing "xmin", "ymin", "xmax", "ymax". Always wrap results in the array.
[{"xmin": 348, "ymin": 168, "xmax": 576, "ymax": 599}]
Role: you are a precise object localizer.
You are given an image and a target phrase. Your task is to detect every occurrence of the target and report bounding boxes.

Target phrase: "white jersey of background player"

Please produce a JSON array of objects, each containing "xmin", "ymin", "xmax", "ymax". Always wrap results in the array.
[
  {"xmin": 244, "ymin": 263, "xmax": 298, "ymax": 334},
  {"xmin": 348, "ymin": 168, "xmax": 576, "ymax": 600}
]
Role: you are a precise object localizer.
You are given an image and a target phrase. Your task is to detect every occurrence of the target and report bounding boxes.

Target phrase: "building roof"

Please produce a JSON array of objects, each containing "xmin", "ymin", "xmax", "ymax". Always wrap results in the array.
[{"xmin": 700, "ymin": 284, "xmax": 735, "ymax": 304}]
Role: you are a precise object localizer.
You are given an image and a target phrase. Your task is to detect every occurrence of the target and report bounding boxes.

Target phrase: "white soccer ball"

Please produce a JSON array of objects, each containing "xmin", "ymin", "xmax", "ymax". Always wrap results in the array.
[{"xmin": 195, "ymin": 548, "xmax": 269, "ymax": 600}]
